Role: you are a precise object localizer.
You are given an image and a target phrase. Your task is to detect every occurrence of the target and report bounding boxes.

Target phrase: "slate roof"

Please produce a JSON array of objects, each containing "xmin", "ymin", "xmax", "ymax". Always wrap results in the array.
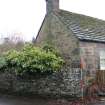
[{"xmin": 55, "ymin": 10, "xmax": 105, "ymax": 42}]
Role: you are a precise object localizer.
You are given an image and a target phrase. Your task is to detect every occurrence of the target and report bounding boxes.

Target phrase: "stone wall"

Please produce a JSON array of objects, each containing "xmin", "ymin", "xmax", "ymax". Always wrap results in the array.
[
  {"xmin": 36, "ymin": 13, "xmax": 80, "ymax": 65},
  {"xmin": 0, "ymin": 68, "xmax": 81, "ymax": 98}
]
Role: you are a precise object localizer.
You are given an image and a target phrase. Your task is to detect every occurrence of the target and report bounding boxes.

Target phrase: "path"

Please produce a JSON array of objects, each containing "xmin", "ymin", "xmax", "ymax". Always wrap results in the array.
[
  {"xmin": 0, "ymin": 95, "xmax": 48, "ymax": 105},
  {"xmin": 90, "ymin": 102, "xmax": 105, "ymax": 105},
  {"xmin": 0, "ymin": 94, "xmax": 105, "ymax": 105}
]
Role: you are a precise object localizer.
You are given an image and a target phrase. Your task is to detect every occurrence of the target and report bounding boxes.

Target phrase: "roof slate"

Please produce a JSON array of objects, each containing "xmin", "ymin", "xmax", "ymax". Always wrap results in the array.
[{"xmin": 56, "ymin": 10, "xmax": 105, "ymax": 42}]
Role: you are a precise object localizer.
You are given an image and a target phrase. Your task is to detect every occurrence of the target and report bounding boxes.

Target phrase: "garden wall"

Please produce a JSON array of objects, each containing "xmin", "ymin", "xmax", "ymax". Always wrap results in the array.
[{"xmin": 0, "ymin": 68, "xmax": 81, "ymax": 98}]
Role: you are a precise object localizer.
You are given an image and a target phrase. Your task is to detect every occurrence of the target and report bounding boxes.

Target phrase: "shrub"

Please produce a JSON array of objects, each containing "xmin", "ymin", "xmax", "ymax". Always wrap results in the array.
[
  {"xmin": 3, "ymin": 44, "xmax": 64, "ymax": 75},
  {"xmin": 0, "ymin": 56, "xmax": 7, "ymax": 69},
  {"xmin": 42, "ymin": 44, "xmax": 60, "ymax": 56}
]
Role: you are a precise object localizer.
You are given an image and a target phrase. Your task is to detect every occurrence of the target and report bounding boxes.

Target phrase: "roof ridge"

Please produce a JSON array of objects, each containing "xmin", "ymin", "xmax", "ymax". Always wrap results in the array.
[{"xmin": 60, "ymin": 9, "xmax": 105, "ymax": 22}]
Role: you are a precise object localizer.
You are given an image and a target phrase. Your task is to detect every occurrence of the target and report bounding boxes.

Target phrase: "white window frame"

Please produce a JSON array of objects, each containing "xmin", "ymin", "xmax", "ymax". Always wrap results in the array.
[{"xmin": 100, "ymin": 49, "xmax": 105, "ymax": 70}]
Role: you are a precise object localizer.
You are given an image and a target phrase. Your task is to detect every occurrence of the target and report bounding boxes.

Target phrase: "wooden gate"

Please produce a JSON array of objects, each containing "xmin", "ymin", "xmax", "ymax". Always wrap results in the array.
[{"xmin": 96, "ymin": 70, "xmax": 105, "ymax": 87}]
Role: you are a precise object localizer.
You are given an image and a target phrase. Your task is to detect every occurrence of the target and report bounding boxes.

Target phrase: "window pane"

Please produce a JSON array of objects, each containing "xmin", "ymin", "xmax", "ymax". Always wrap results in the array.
[{"xmin": 100, "ymin": 50, "xmax": 105, "ymax": 70}]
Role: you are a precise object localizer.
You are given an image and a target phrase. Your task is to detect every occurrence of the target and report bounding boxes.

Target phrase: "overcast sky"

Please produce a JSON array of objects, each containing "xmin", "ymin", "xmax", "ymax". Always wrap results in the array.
[{"xmin": 0, "ymin": 0, "xmax": 105, "ymax": 41}]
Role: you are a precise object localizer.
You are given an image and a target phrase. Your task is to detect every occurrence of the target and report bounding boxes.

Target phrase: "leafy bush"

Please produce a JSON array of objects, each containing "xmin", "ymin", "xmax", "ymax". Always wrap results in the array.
[
  {"xmin": 3, "ymin": 44, "xmax": 64, "ymax": 75},
  {"xmin": 0, "ymin": 56, "xmax": 7, "ymax": 69},
  {"xmin": 42, "ymin": 44, "xmax": 60, "ymax": 56}
]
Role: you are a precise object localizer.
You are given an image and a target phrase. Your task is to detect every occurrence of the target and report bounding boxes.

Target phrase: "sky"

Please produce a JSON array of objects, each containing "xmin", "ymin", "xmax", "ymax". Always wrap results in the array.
[{"xmin": 0, "ymin": 0, "xmax": 105, "ymax": 41}]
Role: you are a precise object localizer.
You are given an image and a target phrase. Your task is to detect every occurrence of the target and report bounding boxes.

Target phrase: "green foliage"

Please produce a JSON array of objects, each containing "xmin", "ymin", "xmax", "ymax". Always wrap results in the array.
[
  {"xmin": 3, "ymin": 44, "xmax": 64, "ymax": 75},
  {"xmin": 0, "ymin": 56, "xmax": 6, "ymax": 69},
  {"xmin": 42, "ymin": 44, "xmax": 60, "ymax": 56}
]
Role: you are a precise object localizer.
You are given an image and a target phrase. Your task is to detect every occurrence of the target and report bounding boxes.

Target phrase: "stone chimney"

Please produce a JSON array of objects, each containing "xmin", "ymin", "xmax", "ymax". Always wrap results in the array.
[{"xmin": 46, "ymin": 0, "xmax": 59, "ymax": 14}]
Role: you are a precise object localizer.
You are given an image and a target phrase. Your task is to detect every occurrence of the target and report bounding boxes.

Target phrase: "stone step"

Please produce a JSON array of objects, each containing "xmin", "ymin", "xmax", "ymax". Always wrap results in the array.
[{"xmin": 99, "ymin": 98, "xmax": 105, "ymax": 102}]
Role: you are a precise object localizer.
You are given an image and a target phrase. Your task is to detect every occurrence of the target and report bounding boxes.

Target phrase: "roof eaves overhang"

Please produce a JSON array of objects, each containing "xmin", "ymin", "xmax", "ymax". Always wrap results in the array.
[{"xmin": 79, "ymin": 38, "xmax": 105, "ymax": 44}]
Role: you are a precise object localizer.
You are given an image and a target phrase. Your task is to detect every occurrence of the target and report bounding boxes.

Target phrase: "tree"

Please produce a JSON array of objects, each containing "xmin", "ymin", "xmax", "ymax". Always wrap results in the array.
[{"xmin": 32, "ymin": 36, "xmax": 36, "ymax": 44}]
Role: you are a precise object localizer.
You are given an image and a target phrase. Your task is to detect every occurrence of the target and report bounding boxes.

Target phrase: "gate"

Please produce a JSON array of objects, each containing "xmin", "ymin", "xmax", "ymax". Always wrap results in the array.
[{"xmin": 96, "ymin": 70, "xmax": 105, "ymax": 88}]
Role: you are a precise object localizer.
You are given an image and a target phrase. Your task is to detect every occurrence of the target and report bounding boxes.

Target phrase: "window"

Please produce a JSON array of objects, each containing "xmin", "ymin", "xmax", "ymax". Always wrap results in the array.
[{"xmin": 100, "ymin": 49, "xmax": 105, "ymax": 70}]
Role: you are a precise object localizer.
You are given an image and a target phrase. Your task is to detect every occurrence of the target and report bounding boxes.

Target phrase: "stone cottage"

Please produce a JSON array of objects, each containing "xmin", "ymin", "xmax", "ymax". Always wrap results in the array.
[
  {"xmin": 1, "ymin": 0, "xmax": 105, "ymax": 98},
  {"xmin": 36, "ymin": 0, "xmax": 105, "ymax": 86}
]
